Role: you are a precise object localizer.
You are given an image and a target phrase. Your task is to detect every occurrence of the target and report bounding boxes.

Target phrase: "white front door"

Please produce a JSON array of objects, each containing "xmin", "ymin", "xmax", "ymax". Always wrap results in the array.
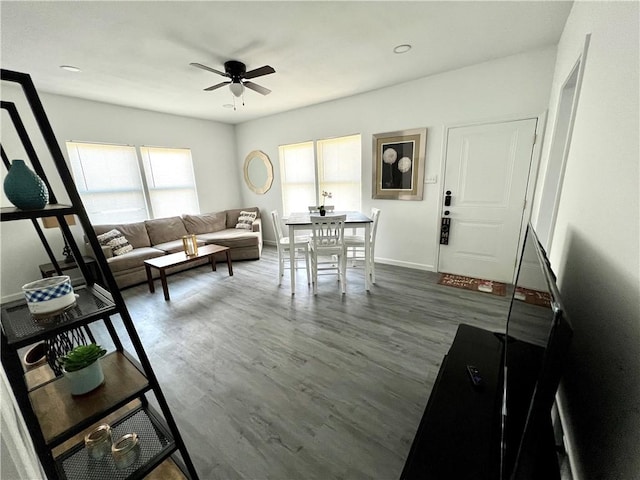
[{"xmin": 438, "ymin": 119, "xmax": 537, "ymax": 283}]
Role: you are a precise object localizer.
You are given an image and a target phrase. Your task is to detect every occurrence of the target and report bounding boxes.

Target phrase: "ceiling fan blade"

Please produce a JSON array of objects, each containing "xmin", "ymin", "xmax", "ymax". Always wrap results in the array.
[
  {"xmin": 244, "ymin": 65, "xmax": 275, "ymax": 80},
  {"xmin": 190, "ymin": 62, "xmax": 228, "ymax": 77},
  {"xmin": 244, "ymin": 81, "xmax": 271, "ymax": 96},
  {"xmin": 204, "ymin": 81, "xmax": 230, "ymax": 91}
]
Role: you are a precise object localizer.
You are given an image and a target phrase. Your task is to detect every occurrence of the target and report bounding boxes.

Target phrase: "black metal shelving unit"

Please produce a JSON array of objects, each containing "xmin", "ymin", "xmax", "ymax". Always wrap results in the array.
[{"xmin": 1, "ymin": 69, "xmax": 199, "ymax": 479}]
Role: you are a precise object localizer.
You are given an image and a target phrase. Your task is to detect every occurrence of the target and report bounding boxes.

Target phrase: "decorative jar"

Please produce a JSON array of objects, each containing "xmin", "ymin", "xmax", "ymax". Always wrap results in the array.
[
  {"xmin": 22, "ymin": 275, "xmax": 76, "ymax": 317},
  {"xmin": 84, "ymin": 424, "xmax": 112, "ymax": 460},
  {"xmin": 182, "ymin": 234, "xmax": 198, "ymax": 256},
  {"xmin": 3, "ymin": 159, "xmax": 49, "ymax": 209},
  {"xmin": 112, "ymin": 433, "xmax": 140, "ymax": 469}
]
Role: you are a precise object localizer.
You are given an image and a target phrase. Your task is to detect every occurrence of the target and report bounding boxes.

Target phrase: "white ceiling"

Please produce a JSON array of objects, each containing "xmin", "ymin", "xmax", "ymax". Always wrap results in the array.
[{"xmin": 1, "ymin": 1, "xmax": 573, "ymax": 125}]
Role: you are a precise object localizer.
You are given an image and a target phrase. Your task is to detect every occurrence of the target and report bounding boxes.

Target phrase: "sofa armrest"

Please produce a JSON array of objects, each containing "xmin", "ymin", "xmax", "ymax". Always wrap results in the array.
[
  {"xmin": 252, "ymin": 217, "xmax": 262, "ymax": 233},
  {"xmin": 84, "ymin": 236, "xmax": 114, "ymax": 260}
]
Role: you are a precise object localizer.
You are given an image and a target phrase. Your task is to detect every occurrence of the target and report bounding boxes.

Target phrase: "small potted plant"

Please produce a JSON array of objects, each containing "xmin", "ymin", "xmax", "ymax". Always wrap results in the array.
[
  {"xmin": 319, "ymin": 191, "xmax": 332, "ymax": 216},
  {"xmin": 60, "ymin": 343, "xmax": 107, "ymax": 395}
]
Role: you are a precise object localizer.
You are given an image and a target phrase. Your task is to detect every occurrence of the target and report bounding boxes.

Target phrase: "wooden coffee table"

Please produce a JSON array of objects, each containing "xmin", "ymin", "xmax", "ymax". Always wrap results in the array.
[{"xmin": 144, "ymin": 244, "xmax": 233, "ymax": 301}]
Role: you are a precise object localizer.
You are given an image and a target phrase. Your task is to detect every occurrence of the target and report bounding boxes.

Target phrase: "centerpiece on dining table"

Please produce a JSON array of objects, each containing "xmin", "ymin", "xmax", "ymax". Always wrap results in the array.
[{"xmin": 319, "ymin": 191, "xmax": 332, "ymax": 216}]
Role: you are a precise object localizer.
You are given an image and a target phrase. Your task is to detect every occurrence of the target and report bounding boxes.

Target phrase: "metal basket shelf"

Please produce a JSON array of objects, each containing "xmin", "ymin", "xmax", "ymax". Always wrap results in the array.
[
  {"xmin": 55, "ymin": 406, "xmax": 176, "ymax": 480},
  {"xmin": 1, "ymin": 284, "xmax": 116, "ymax": 347}
]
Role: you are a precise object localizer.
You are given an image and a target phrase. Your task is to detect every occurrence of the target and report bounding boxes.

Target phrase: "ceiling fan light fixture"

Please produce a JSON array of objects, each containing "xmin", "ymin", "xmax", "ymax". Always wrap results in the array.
[
  {"xmin": 229, "ymin": 82, "xmax": 244, "ymax": 97},
  {"xmin": 60, "ymin": 65, "xmax": 81, "ymax": 72},
  {"xmin": 393, "ymin": 44, "xmax": 412, "ymax": 54}
]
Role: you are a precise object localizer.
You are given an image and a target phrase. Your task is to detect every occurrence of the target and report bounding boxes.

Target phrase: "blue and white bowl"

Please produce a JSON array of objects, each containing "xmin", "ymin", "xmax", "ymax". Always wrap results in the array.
[{"xmin": 22, "ymin": 276, "xmax": 76, "ymax": 316}]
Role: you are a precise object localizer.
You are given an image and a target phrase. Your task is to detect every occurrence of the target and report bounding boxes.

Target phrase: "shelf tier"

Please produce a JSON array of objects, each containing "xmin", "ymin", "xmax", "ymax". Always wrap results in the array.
[
  {"xmin": 145, "ymin": 458, "xmax": 189, "ymax": 479},
  {"xmin": 1, "ymin": 284, "xmax": 117, "ymax": 347},
  {"xmin": 0, "ymin": 203, "xmax": 77, "ymax": 221},
  {"xmin": 55, "ymin": 405, "xmax": 176, "ymax": 480},
  {"xmin": 30, "ymin": 351, "xmax": 150, "ymax": 447}
]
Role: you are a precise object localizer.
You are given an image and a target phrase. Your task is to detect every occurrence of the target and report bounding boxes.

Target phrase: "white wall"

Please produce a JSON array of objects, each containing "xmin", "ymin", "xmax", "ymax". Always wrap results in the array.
[
  {"xmin": 533, "ymin": 2, "xmax": 640, "ymax": 479},
  {"xmin": 1, "ymin": 86, "xmax": 237, "ymax": 300},
  {"xmin": 235, "ymin": 47, "xmax": 557, "ymax": 270}
]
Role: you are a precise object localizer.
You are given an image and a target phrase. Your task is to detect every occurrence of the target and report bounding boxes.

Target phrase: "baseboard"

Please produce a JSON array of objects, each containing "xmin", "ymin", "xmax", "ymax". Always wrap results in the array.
[
  {"xmin": 1, "ymin": 292, "xmax": 24, "ymax": 304},
  {"xmin": 375, "ymin": 257, "xmax": 436, "ymax": 272}
]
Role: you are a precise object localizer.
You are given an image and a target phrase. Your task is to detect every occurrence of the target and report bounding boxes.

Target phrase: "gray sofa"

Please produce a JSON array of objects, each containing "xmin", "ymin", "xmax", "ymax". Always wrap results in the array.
[{"xmin": 88, "ymin": 207, "xmax": 262, "ymax": 288}]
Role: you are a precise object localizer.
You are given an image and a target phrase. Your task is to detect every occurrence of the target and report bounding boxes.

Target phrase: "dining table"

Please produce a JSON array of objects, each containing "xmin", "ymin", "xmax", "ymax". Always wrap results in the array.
[{"xmin": 284, "ymin": 211, "xmax": 373, "ymax": 295}]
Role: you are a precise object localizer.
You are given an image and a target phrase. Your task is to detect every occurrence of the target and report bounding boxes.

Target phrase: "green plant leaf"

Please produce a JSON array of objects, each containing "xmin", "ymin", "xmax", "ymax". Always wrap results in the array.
[{"xmin": 59, "ymin": 343, "xmax": 106, "ymax": 372}]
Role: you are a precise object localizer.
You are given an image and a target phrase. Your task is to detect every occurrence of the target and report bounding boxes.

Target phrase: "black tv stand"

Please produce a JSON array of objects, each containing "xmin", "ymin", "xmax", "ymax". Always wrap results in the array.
[{"xmin": 400, "ymin": 324, "xmax": 560, "ymax": 480}]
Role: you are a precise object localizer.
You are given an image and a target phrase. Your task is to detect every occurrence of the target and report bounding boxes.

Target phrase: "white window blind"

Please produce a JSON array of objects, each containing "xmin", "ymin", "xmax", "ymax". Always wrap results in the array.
[
  {"xmin": 279, "ymin": 141, "xmax": 315, "ymax": 216},
  {"xmin": 140, "ymin": 147, "xmax": 199, "ymax": 218},
  {"xmin": 317, "ymin": 134, "xmax": 361, "ymax": 211},
  {"xmin": 279, "ymin": 135, "xmax": 361, "ymax": 215},
  {"xmin": 67, "ymin": 142, "xmax": 148, "ymax": 224}
]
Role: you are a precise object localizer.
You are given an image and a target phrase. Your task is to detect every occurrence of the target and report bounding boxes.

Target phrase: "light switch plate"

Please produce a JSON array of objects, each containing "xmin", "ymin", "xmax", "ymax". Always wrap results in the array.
[{"xmin": 425, "ymin": 175, "xmax": 438, "ymax": 184}]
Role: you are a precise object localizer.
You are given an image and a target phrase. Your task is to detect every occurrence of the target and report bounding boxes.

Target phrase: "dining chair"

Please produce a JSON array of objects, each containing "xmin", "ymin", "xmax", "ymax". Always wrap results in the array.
[
  {"xmin": 309, "ymin": 214, "xmax": 347, "ymax": 295},
  {"xmin": 344, "ymin": 208, "xmax": 381, "ymax": 284},
  {"xmin": 271, "ymin": 210, "xmax": 311, "ymax": 286}
]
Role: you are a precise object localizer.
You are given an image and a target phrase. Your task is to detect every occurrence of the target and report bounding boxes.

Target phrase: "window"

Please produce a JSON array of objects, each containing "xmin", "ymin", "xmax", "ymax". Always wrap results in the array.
[
  {"xmin": 140, "ymin": 147, "xmax": 199, "ymax": 218},
  {"xmin": 317, "ymin": 135, "xmax": 361, "ymax": 211},
  {"xmin": 67, "ymin": 142, "xmax": 148, "ymax": 224},
  {"xmin": 279, "ymin": 135, "xmax": 361, "ymax": 215},
  {"xmin": 279, "ymin": 141, "xmax": 315, "ymax": 216},
  {"xmin": 66, "ymin": 142, "xmax": 199, "ymax": 224}
]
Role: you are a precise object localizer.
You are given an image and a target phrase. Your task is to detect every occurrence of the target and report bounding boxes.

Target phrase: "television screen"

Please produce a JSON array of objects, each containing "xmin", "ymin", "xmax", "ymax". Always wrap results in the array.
[{"xmin": 500, "ymin": 224, "xmax": 572, "ymax": 480}]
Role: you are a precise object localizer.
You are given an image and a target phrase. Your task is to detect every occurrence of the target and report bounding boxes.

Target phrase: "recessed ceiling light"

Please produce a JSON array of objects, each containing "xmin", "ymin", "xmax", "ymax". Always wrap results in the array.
[
  {"xmin": 60, "ymin": 65, "xmax": 81, "ymax": 72},
  {"xmin": 393, "ymin": 44, "xmax": 412, "ymax": 54},
  {"xmin": 222, "ymin": 104, "xmax": 234, "ymax": 109}
]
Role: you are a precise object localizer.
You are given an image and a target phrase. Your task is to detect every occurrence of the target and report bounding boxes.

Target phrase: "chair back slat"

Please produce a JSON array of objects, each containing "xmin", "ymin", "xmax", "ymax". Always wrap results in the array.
[{"xmin": 310, "ymin": 215, "xmax": 346, "ymax": 249}]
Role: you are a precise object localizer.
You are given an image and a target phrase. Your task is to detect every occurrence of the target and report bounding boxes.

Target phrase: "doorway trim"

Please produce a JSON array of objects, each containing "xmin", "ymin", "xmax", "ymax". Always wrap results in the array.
[
  {"xmin": 534, "ymin": 34, "xmax": 591, "ymax": 251},
  {"xmin": 435, "ymin": 113, "xmax": 547, "ymax": 283}
]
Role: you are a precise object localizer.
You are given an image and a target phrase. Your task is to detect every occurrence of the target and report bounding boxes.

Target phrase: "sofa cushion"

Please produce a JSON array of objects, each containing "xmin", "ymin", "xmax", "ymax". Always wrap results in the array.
[
  {"xmin": 93, "ymin": 222, "xmax": 150, "ymax": 248},
  {"xmin": 182, "ymin": 212, "xmax": 226, "ymax": 235},
  {"xmin": 145, "ymin": 216, "xmax": 188, "ymax": 246},
  {"xmin": 196, "ymin": 229, "xmax": 260, "ymax": 249},
  {"xmin": 106, "ymin": 247, "xmax": 165, "ymax": 273},
  {"xmin": 97, "ymin": 229, "xmax": 134, "ymax": 256},
  {"xmin": 235, "ymin": 210, "xmax": 257, "ymax": 230},
  {"xmin": 226, "ymin": 207, "xmax": 259, "ymax": 228}
]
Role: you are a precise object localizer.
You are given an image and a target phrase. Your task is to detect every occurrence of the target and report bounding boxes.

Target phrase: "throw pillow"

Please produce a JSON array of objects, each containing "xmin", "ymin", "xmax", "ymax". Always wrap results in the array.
[
  {"xmin": 235, "ymin": 210, "xmax": 257, "ymax": 230},
  {"xmin": 97, "ymin": 229, "xmax": 133, "ymax": 256}
]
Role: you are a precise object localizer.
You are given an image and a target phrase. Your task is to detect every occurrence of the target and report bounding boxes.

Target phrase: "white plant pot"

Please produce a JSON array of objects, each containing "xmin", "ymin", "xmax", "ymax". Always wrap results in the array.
[{"xmin": 64, "ymin": 360, "xmax": 105, "ymax": 395}]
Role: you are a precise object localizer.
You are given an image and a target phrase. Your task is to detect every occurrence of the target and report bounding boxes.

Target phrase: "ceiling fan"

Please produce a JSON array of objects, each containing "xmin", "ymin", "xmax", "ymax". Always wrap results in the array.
[{"xmin": 190, "ymin": 60, "xmax": 275, "ymax": 97}]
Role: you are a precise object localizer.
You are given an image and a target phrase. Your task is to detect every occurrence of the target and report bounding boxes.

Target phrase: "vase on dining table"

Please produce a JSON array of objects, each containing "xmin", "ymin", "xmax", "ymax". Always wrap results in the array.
[{"xmin": 319, "ymin": 206, "xmax": 326, "ymax": 216}]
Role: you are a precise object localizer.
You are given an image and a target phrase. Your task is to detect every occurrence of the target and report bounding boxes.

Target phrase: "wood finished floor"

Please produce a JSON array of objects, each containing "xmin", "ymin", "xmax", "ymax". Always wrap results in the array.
[{"xmin": 98, "ymin": 246, "xmax": 510, "ymax": 479}]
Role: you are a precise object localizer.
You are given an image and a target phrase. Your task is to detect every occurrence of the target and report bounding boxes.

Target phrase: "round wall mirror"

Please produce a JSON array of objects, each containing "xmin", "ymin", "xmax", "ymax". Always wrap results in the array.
[{"xmin": 244, "ymin": 150, "xmax": 274, "ymax": 195}]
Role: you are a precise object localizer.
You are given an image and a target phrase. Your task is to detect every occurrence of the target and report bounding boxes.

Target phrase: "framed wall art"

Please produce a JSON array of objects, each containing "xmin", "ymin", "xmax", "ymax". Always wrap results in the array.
[{"xmin": 372, "ymin": 128, "xmax": 427, "ymax": 200}]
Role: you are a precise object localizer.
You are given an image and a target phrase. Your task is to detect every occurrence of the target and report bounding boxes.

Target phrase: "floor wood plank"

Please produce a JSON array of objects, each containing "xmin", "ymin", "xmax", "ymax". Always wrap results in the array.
[{"xmin": 95, "ymin": 246, "xmax": 510, "ymax": 479}]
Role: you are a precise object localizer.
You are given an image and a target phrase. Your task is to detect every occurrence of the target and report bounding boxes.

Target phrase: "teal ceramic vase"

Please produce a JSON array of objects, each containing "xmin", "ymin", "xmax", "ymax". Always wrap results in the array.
[{"xmin": 3, "ymin": 159, "xmax": 49, "ymax": 209}]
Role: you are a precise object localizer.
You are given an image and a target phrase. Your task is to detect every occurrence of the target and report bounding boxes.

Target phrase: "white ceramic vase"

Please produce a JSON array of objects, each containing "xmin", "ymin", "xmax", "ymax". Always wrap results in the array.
[{"xmin": 64, "ymin": 360, "xmax": 104, "ymax": 395}]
